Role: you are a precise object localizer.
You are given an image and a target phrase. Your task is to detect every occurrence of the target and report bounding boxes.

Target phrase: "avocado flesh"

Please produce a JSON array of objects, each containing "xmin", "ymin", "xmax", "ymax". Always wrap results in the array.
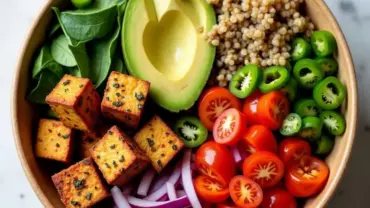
[{"xmin": 122, "ymin": 0, "xmax": 216, "ymax": 112}]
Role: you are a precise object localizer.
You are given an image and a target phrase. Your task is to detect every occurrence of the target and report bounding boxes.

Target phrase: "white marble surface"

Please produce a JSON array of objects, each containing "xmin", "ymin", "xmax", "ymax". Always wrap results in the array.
[{"xmin": 1, "ymin": 0, "xmax": 370, "ymax": 207}]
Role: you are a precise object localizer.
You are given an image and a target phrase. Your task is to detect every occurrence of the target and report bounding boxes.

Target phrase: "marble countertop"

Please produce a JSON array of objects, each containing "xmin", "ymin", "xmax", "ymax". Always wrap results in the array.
[{"xmin": 1, "ymin": 0, "xmax": 369, "ymax": 207}]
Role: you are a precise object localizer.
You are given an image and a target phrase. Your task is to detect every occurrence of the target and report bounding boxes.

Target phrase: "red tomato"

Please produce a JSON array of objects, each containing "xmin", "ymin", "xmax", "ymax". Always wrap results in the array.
[
  {"xmin": 239, "ymin": 125, "xmax": 278, "ymax": 156},
  {"xmin": 261, "ymin": 188, "xmax": 297, "ymax": 208},
  {"xmin": 257, "ymin": 91, "xmax": 290, "ymax": 130},
  {"xmin": 242, "ymin": 90, "xmax": 263, "ymax": 125},
  {"xmin": 229, "ymin": 176, "xmax": 263, "ymax": 208},
  {"xmin": 242, "ymin": 151, "xmax": 285, "ymax": 188},
  {"xmin": 195, "ymin": 141, "xmax": 236, "ymax": 185},
  {"xmin": 217, "ymin": 201, "xmax": 237, "ymax": 208},
  {"xmin": 198, "ymin": 87, "xmax": 242, "ymax": 131},
  {"xmin": 279, "ymin": 138, "xmax": 312, "ymax": 166},
  {"xmin": 285, "ymin": 156, "xmax": 329, "ymax": 197},
  {"xmin": 213, "ymin": 108, "xmax": 247, "ymax": 145},
  {"xmin": 194, "ymin": 175, "xmax": 229, "ymax": 203}
]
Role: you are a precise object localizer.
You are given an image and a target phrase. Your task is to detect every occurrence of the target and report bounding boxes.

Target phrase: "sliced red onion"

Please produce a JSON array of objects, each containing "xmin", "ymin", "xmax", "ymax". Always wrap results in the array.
[
  {"xmin": 127, "ymin": 195, "xmax": 190, "ymax": 208},
  {"xmin": 176, "ymin": 190, "xmax": 186, "ymax": 197},
  {"xmin": 182, "ymin": 149, "xmax": 202, "ymax": 208},
  {"xmin": 190, "ymin": 163, "xmax": 197, "ymax": 171},
  {"xmin": 144, "ymin": 164, "xmax": 181, "ymax": 201},
  {"xmin": 166, "ymin": 182, "xmax": 177, "ymax": 200},
  {"xmin": 149, "ymin": 169, "xmax": 172, "ymax": 193},
  {"xmin": 111, "ymin": 186, "xmax": 131, "ymax": 208},
  {"xmin": 137, "ymin": 169, "xmax": 156, "ymax": 196},
  {"xmin": 231, "ymin": 145, "xmax": 242, "ymax": 163},
  {"xmin": 122, "ymin": 184, "xmax": 134, "ymax": 195}
]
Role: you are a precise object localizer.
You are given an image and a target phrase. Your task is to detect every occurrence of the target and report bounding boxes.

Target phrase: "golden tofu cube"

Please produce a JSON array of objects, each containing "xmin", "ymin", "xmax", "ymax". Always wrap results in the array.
[
  {"xmin": 46, "ymin": 74, "xmax": 101, "ymax": 133},
  {"xmin": 52, "ymin": 158, "xmax": 110, "ymax": 208},
  {"xmin": 79, "ymin": 125, "xmax": 111, "ymax": 159},
  {"xmin": 90, "ymin": 125, "xmax": 150, "ymax": 186},
  {"xmin": 35, "ymin": 119, "xmax": 74, "ymax": 163},
  {"xmin": 134, "ymin": 115, "xmax": 184, "ymax": 172},
  {"xmin": 101, "ymin": 72, "xmax": 150, "ymax": 128}
]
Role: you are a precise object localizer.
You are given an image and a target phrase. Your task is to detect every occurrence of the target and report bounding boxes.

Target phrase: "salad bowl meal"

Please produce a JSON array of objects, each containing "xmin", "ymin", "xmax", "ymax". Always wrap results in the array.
[{"xmin": 12, "ymin": 0, "xmax": 357, "ymax": 207}]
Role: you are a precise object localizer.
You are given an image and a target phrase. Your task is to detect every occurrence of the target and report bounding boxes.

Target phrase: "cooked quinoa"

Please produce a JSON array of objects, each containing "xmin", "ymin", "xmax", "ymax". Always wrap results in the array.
[{"xmin": 206, "ymin": 0, "xmax": 315, "ymax": 86}]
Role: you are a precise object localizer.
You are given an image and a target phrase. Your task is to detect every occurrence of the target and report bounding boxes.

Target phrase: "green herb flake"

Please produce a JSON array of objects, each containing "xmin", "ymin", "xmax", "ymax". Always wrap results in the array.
[
  {"xmin": 113, "ymin": 160, "xmax": 118, "ymax": 167},
  {"xmin": 119, "ymin": 168, "xmax": 124, "ymax": 173},
  {"xmin": 113, "ymin": 101, "xmax": 123, "ymax": 107},
  {"xmin": 73, "ymin": 179, "xmax": 85, "ymax": 190},
  {"xmin": 105, "ymin": 163, "xmax": 111, "ymax": 169},
  {"xmin": 147, "ymin": 138, "xmax": 155, "ymax": 147},
  {"xmin": 85, "ymin": 192, "xmax": 92, "ymax": 200},
  {"xmin": 172, "ymin": 145, "xmax": 178, "ymax": 150},
  {"xmin": 126, "ymin": 109, "xmax": 131, "ymax": 113},
  {"xmin": 106, "ymin": 97, "xmax": 110, "ymax": 101},
  {"xmin": 70, "ymin": 200, "xmax": 79, "ymax": 206},
  {"xmin": 110, "ymin": 144, "xmax": 116, "ymax": 149},
  {"xmin": 119, "ymin": 155, "xmax": 125, "ymax": 162},
  {"xmin": 157, "ymin": 160, "xmax": 163, "ymax": 170},
  {"xmin": 137, "ymin": 104, "xmax": 143, "ymax": 109},
  {"xmin": 63, "ymin": 80, "xmax": 71, "ymax": 86},
  {"xmin": 56, "ymin": 143, "xmax": 60, "ymax": 148},
  {"xmin": 108, "ymin": 130, "xmax": 113, "ymax": 135},
  {"xmin": 79, "ymin": 84, "xmax": 84, "ymax": 88},
  {"xmin": 62, "ymin": 134, "xmax": 70, "ymax": 139},
  {"xmin": 113, "ymin": 83, "xmax": 120, "ymax": 88},
  {"xmin": 135, "ymin": 92, "xmax": 144, "ymax": 101},
  {"xmin": 116, "ymin": 92, "xmax": 120, "ymax": 97}
]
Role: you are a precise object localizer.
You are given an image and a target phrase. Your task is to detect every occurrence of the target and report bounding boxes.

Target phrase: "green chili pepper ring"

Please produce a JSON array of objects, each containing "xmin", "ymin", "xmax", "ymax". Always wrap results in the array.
[
  {"xmin": 174, "ymin": 116, "xmax": 208, "ymax": 148},
  {"xmin": 320, "ymin": 110, "xmax": 346, "ymax": 136},
  {"xmin": 259, "ymin": 66, "xmax": 290, "ymax": 93},
  {"xmin": 316, "ymin": 57, "xmax": 338, "ymax": 77},
  {"xmin": 311, "ymin": 30, "xmax": 337, "ymax": 57},
  {"xmin": 280, "ymin": 113, "xmax": 302, "ymax": 136},
  {"xmin": 316, "ymin": 135, "xmax": 334, "ymax": 155},
  {"xmin": 280, "ymin": 77, "xmax": 298, "ymax": 101},
  {"xmin": 229, "ymin": 64, "xmax": 262, "ymax": 99},
  {"xmin": 294, "ymin": 99, "xmax": 321, "ymax": 117},
  {"xmin": 313, "ymin": 76, "xmax": 346, "ymax": 110},
  {"xmin": 293, "ymin": 58, "xmax": 323, "ymax": 89},
  {"xmin": 292, "ymin": 37, "xmax": 312, "ymax": 62},
  {"xmin": 299, "ymin": 116, "xmax": 323, "ymax": 141}
]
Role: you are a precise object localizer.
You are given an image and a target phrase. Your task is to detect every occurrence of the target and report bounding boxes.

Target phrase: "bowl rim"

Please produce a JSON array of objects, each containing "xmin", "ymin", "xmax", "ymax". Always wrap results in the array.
[{"xmin": 11, "ymin": 0, "xmax": 358, "ymax": 208}]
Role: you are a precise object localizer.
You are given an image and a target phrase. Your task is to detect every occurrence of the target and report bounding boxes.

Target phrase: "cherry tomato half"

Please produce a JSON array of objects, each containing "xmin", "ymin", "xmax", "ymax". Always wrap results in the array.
[
  {"xmin": 194, "ymin": 175, "xmax": 229, "ymax": 203},
  {"xmin": 239, "ymin": 125, "xmax": 278, "ymax": 156},
  {"xmin": 279, "ymin": 137, "xmax": 312, "ymax": 166},
  {"xmin": 195, "ymin": 141, "xmax": 236, "ymax": 185},
  {"xmin": 257, "ymin": 91, "xmax": 290, "ymax": 130},
  {"xmin": 199, "ymin": 87, "xmax": 242, "ymax": 131},
  {"xmin": 213, "ymin": 108, "xmax": 247, "ymax": 145},
  {"xmin": 242, "ymin": 90, "xmax": 263, "ymax": 125},
  {"xmin": 285, "ymin": 156, "xmax": 329, "ymax": 197},
  {"xmin": 242, "ymin": 151, "xmax": 285, "ymax": 188},
  {"xmin": 261, "ymin": 188, "xmax": 297, "ymax": 208},
  {"xmin": 229, "ymin": 176, "xmax": 263, "ymax": 208}
]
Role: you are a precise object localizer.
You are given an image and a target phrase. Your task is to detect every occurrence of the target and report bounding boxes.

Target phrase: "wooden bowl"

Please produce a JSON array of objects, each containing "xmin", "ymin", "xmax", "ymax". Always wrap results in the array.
[{"xmin": 11, "ymin": 0, "xmax": 358, "ymax": 207}]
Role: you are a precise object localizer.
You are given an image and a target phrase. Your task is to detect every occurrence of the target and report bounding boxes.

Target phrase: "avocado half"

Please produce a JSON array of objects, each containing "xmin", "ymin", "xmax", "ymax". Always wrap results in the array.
[{"xmin": 122, "ymin": 0, "xmax": 216, "ymax": 112}]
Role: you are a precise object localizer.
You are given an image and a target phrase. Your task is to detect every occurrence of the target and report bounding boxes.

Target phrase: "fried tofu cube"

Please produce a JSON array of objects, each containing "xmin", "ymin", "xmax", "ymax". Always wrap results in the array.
[
  {"xmin": 134, "ymin": 116, "xmax": 184, "ymax": 172},
  {"xmin": 46, "ymin": 74, "xmax": 101, "ymax": 133},
  {"xmin": 101, "ymin": 72, "xmax": 150, "ymax": 128},
  {"xmin": 35, "ymin": 119, "xmax": 74, "ymax": 163},
  {"xmin": 90, "ymin": 126, "xmax": 150, "ymax": 186},
  {"xmin": 52, "ymin": 158, "xmax": 110, "ymax": 208},
  {"xmin": 79, "ymin": 125, "xmax": 111, "ymax": 159}
]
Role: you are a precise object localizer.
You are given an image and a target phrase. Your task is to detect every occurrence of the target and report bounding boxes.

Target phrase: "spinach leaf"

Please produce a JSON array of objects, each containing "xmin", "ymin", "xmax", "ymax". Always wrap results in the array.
[
  {"xmin": 112, "ymin": 56, "xmax": 127, "ymax": 74},
  {"xmin": 51, "ymin": 34, "xmax": 77, "ymax": 67},
  {"xmin": 28, "ymin": 70, "xmax": 61, "ymax": 104},
  {"xmin": 69, "ymin": 42, "xmax": 90, "ymax": 78},
  {"xmin": 88, "ymin": 2, "xmax": 127, "ymax": 87},
  {"xmin": 48, "ymin": 23, "xmax": 61, "ymax": 37},
  {"xmin": 65, "ymin": 66, "xmax": 82, "ymax": 77},
  {"xmin": 32, "ymin": 45, "xmax": 64, "ymax": 78},
  {"xmin": 56, "ymin": 5, "xmax": 117, "ymax": 42}
]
